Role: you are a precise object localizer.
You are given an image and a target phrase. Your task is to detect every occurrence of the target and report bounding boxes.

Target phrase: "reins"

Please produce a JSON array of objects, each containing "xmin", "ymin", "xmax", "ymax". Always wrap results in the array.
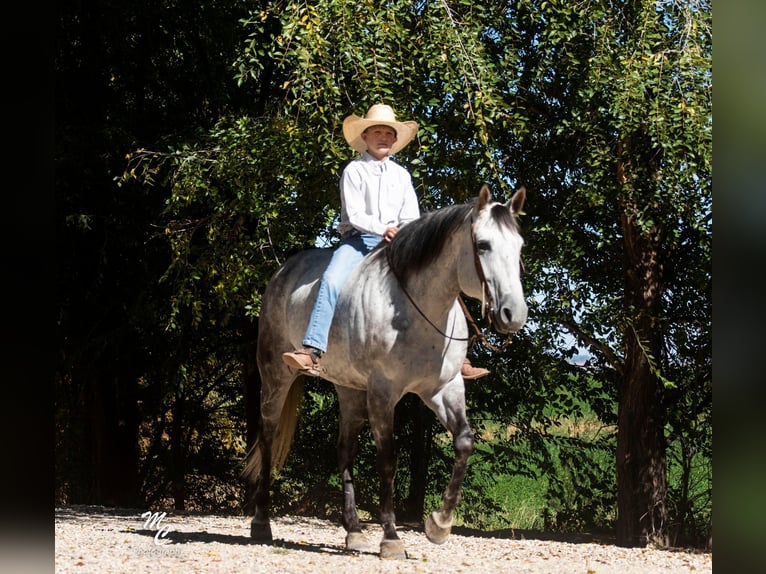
[
  {"xmin": 386, "ymin": 247, "xmax": 471, "ymax": 343},
  {"xmin": 458, "ymin": 295, "xmax": 514, "ymax": 353},
  {"xmin": 385, "ymin": 215, "xmax": 514, "ymax": 352}
]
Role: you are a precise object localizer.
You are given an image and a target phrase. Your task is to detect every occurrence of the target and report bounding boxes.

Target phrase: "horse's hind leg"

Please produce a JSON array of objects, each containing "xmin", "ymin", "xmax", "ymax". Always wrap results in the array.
[
  {"xmin": 420, "ymin": 379, "xmax": 474, "ymax": 544},
  {"xmin": 244, "ymin": 434, "xmax": 273, "ymax": 542},
  {"xmin": 335, "ymin": 385, "xmax": 373, "ymax": 553},
  {"xmin": 243, "ymin": 372, "xmax": 304, "ymax": 543}
]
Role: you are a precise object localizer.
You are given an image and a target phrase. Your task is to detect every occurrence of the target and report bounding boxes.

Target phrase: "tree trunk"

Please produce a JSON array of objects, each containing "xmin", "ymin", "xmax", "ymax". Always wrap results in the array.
[
  {"xmin": 86, "ymin": 371, "xmax": 140, "ymax": 507},
  {"xmin": 402, "ymin": 400, "xmax": 432, "ymax": 521},
  {"xmin": 616, "ymin": 332, "xmax": 668, "ymax": 546},
  {"xmin": 615, "ymin": 195, "xmax": 668, "ymax": 546},
  {"xmin": 171, "ymin": 394, "xmax": 187, "ymax": 511}
]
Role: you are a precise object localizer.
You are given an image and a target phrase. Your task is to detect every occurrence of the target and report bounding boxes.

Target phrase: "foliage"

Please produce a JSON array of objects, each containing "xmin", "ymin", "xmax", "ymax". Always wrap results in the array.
[
  {"xmin": 55, "ymin": 0, "xmax": 259, "ymax": 509},
  {"xmin": 135, "ymin": 326, "xmax": 248, "ymax": 512},
  {"xmin": 664, "ymin": 366, "xmax": 713, "ymax": 546},
  {"xmin": 121, "ymin": 115, "xmax": 344, "ymax": 328},
  {"xmin": 490, "ymin": 0, "xmax": 711, "ymax": 545},
  {"xmin": 456, "ymin": 332, "xmax": 619, "ymax": 532},
  {"xmin": 56, "ymin": 0, "xmax": 711, "ymax": 548}
]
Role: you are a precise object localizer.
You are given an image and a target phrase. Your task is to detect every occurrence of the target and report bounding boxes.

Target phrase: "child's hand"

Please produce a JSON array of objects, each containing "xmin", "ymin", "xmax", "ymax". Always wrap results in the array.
[{"xmin": 383, "ymin": 226, "xmax": 399, "ymax": 242}]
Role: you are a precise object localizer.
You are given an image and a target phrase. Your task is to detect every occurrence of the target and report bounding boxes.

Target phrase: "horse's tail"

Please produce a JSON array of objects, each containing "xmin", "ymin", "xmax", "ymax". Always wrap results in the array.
[
  {"xmin": 242, "ymin": 377, "xmax": 304, "ymax": 485},
  {"xmin": 270, "ymin": 376, "xmax": 304, "ymax": 472}
]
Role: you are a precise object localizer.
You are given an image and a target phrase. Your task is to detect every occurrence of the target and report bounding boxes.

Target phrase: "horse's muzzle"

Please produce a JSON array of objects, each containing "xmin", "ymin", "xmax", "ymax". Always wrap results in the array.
[{"xmin": 493, "ymin": 301, "xmax": 528, "ymax": 334}]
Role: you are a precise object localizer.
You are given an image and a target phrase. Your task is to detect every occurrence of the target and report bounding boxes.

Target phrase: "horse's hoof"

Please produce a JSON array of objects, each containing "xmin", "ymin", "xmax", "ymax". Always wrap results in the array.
[
  {"xmin": 250, "ymin": 521, "xmax": 273, "ymax": 543},
  {"xmin": 345, "ymin": 531, "xmax": 373, "ymax": 552},
  {"xmin": 379, "ymin": 538, "xmax": 407, "ymax": 560},
  {"xmin": 424, "ymin": 513, "xmax": 452, "ymax": 544}
]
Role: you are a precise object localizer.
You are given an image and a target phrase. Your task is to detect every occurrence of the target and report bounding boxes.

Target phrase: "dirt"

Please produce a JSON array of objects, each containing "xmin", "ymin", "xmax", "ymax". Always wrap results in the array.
[{"xmin": 54, "ymin": 505, "xmax": 712, "ymax": 574}]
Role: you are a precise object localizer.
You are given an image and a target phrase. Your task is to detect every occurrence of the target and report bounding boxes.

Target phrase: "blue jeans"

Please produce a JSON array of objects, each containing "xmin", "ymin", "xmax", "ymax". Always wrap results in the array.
[{"xmin": 303, "ymin": 232, "xmax": 383, "ymax": 353}]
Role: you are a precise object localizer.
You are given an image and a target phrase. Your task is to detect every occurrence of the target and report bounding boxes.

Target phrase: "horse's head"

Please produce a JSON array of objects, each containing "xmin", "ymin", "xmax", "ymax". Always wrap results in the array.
[{"xmin": 465, "ymin": 184, "xmax": 528, "ymax": 334}]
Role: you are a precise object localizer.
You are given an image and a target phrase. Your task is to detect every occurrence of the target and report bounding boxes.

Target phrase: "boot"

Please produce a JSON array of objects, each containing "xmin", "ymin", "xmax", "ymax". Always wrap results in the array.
[
  {"xmin": 462, "ymin": 358, "xmax": 489, "ymax": 380},
  {"xmin": 282, "ymin": 347, "xmax": 322, "ymax": 376}
]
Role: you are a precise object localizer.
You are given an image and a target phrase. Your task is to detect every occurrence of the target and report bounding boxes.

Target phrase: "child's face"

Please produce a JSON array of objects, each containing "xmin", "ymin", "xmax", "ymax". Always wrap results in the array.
[{"xmin": 361, "ymin": 125, "xmax": 398, "ymax": 160}]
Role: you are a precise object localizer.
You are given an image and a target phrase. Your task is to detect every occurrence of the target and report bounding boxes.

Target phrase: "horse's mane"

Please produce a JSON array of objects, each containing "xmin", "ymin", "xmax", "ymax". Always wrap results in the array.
[{"xmin": 375, "ymin": 200, "xmax": 519, "ymax": 285}]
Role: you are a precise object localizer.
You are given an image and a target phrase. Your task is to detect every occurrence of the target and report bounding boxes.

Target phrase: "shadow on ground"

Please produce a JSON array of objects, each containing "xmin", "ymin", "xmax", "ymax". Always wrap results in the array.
[{"xmin": 57, "ymin": 505, "xmax": 616, "ymax": 550}]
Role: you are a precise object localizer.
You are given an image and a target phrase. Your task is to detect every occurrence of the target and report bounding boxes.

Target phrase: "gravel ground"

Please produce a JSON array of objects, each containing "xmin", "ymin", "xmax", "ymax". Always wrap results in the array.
[{"xmin": 54, "ymin": 505, "xmax": 711, "ymax": 574}]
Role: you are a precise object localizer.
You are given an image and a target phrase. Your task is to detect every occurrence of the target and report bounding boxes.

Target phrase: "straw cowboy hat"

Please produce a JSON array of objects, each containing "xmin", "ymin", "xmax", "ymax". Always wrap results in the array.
[{"xmin": 342, "ymin": 104, "xmax": 419, "ymax": 155}]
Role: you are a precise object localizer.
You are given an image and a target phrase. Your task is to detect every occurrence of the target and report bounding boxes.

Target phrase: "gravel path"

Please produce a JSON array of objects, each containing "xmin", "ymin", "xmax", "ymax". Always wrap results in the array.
[{"xmin": 55, "ymin": 505, "xmax": 711, "ymax": 574}]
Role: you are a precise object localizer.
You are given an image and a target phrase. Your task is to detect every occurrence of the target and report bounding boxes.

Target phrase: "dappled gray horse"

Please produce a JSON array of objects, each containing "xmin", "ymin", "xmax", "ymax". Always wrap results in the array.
[{"xmin": 244, "ymin": 185, "xmax": 527, "ymax": 558}]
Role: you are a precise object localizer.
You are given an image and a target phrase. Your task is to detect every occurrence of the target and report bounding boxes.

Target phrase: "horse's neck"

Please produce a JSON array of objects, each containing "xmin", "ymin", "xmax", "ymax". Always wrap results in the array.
[
  {"xmin": 407, "ymin": 269, "xmax": 461, "ymax": 316},
  {"xmin": 403, "ymin": 231, "xmax": 470, "ymax": 317}
]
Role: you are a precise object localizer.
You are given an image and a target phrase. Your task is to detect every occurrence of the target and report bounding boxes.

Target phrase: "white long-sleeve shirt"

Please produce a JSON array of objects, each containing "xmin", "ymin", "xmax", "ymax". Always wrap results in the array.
[{"xmin": 337, "ymin": 152, "xmax": 420, "ymax": 237}]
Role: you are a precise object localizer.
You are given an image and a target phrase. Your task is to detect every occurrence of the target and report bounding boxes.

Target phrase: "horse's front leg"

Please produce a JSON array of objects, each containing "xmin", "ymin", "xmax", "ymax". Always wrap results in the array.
[
  {"xmin": 335, "ymin": 385, "xmax": 373, "ymax": 552},
  {"xmin": 367, "ymin": 385, "xmax": 406, "ymax": 560},
  {"xmin": 421, "ymin": 377, "xmax": 474, "ymax": 544}
]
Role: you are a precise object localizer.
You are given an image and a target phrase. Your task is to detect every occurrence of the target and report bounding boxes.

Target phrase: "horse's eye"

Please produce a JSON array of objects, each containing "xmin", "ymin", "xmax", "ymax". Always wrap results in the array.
[{"xmin": 476, "ymin": 240, "xmax": 491, "ymax": 253}]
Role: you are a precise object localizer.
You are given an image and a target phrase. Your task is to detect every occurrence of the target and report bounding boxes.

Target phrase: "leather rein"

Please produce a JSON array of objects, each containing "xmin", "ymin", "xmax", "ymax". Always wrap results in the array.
[{"xmin": 386, "ymin": 216, "xmax": 514, "ymax": 352}]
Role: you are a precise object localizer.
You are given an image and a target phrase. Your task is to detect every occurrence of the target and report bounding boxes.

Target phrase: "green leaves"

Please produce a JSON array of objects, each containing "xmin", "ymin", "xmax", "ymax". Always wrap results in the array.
[{"xmin": 117, "ymin": 0, "xmax": 710, "ymax": 537}]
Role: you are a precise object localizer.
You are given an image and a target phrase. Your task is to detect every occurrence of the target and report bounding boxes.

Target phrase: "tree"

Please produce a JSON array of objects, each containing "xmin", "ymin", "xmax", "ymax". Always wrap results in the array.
[
  {"xmin": 117, "ymin": 0, "xmax": 711, "ymax": 545},
  {"xmin": 493, "ymin": 0, "xmax": 712, "ymax": 545},
  {"xmin": 55, "ymin": 0, "xmax": 256, "ymax": 506}
]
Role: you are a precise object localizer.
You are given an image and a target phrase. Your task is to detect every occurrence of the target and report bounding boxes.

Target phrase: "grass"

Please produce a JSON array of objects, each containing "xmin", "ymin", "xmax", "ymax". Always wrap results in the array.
[{"xmin": 459, "ymin": 473, "xmax": 549, "ymax": 530}]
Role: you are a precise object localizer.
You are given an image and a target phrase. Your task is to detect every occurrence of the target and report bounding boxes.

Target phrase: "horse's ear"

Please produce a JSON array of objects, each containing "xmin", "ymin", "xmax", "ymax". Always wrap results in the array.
[
  {"xmin": 507, "ymin": 186, "xmax": 526, "ymax": 215},
  {"xmin": 477, "ymin": 184, "xmax": 492, "ymax": 211}
]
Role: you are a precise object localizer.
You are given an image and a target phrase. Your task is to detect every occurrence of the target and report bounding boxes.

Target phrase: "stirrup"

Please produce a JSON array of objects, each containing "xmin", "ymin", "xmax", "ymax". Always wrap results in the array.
[{"xmin": 282, "ymin": 348, "xmax": 322, "ymax": 376}]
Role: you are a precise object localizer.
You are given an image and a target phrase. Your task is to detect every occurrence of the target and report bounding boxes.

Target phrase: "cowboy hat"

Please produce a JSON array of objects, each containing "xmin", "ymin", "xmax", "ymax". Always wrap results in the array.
[{"xmin": 342, "ymin": 104, "xmax": 418, "ymax": 155}]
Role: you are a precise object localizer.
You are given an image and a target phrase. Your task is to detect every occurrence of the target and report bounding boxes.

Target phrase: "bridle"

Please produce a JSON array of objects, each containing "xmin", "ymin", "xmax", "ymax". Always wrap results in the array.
[
  {"xmin": 466, "ymin": 220, "xmax": 520, "ymax": 352},
  {"xmin": 386, "ymin": 213, "xmax": 516, "ymax": 352},
  {"xmin": 470, "ymin": 221, "xmax": 493, "ymax": 320}
]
